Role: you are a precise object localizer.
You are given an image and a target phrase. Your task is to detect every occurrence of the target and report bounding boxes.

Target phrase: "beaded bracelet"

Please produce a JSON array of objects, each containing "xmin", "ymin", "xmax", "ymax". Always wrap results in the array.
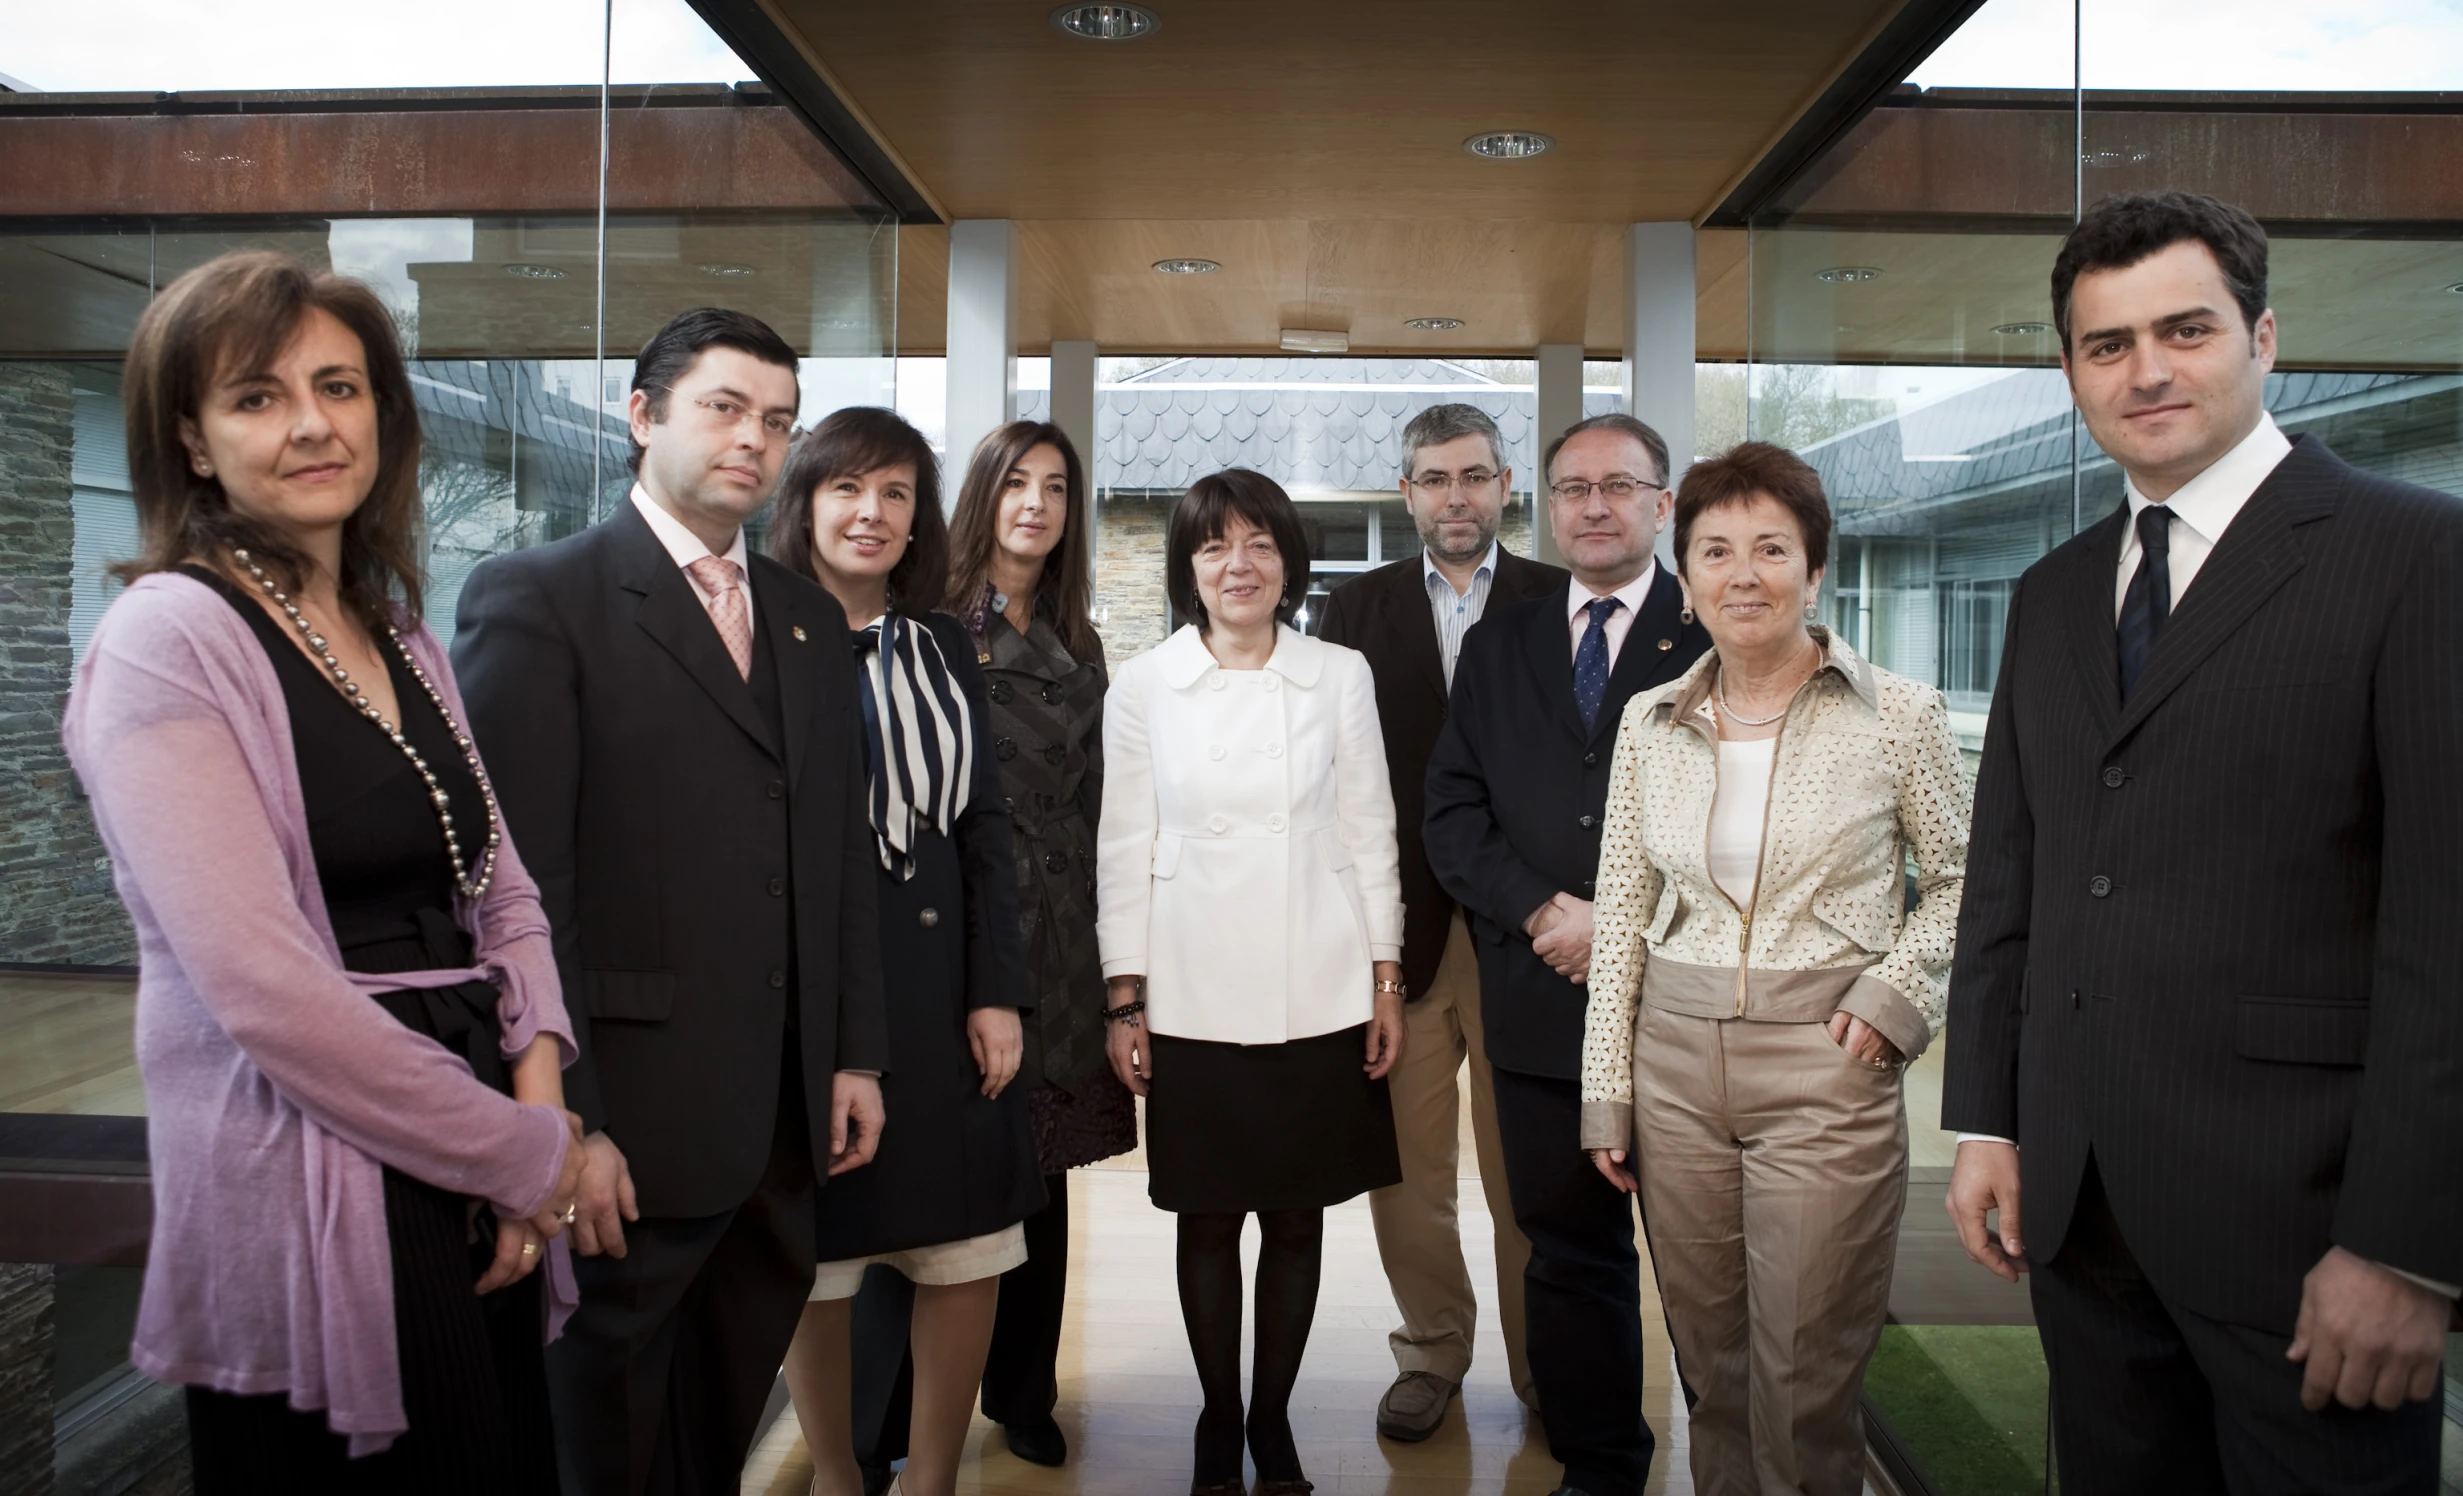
[{"xmin": 1102, "ymin": 998, "xmax": 1147, "ymax": 1024}]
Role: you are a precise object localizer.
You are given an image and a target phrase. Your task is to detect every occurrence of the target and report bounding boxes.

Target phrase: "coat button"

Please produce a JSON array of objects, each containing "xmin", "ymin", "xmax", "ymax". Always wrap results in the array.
[
  {"xmin": 2089, "ymin": 875, "xmax": 2112, "ymax": 897},
  {"xmin": 1209, "ymin": 744, "xmax": 1226, "ymax": 761},
  {"xmin": 1266, "ymin": 742, "xmax": 1283, "ymax": 758},
  {"xmin": 1003, "ymin": 796, "xmax": 1017, "ymax": 813},
  {"xmin": 1262, "ymin": 676, "xmax": 1280, "ymax": 692},
  {"xmin": 768, "ymin": 877, "xmax": 784, "ymax": 896},
  {"xmin": 1584, "ymin": 752, "xmax": 1598, "ymax": 766},
  {"xmin": 1043, "ymin": 743, "xmax": 1066, "ymax": 765},
  {"xmin": 1044, "ymin": 851, "xmax": 1068, "ymax": 874},
  {"xmin": 995, "ymin": 736, "xmax": 1018, "ymax": 761},
  {"xmin": 766, "ymin": 780, "xmax": 784, "ymax": 799},
  {"xmin": 2103, "ymin": 766, "xmax": 2126, "ymax": 788},
  {"xmin": 919, "ymin": 907, "xmax": 940, "ymax": 928},
  {"xmin": 1208, "ymin": 814, "xmax": 1228, "ymax": 834},
  {"xmin": 1042, "ymin": 681, "xmax": 1064, "ymax": 703},
  {"xmin": 990, "ymin": 679, "xmax": 1014, "ymax": 704},
  {"xmin": 1267, "ymin": 813, "xmax": 1286, "ymax": 833},
  {"xmin": 1210, "ymin": 676, "xmax": 1227, "ymax": 691},
  {"xmin": 768, "ymin": 969, "xmax": 786, "ymax": 988},
  {"xmin": 1579, "ymin": 814, "xmax": 1597, "ymax": 829}
]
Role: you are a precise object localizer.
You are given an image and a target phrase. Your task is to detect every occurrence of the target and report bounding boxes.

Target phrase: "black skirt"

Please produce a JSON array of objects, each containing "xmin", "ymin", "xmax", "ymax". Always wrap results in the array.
[{"xmin": 1144, "ymin": 1024, "xmax": 1401, "ymax": 1214}]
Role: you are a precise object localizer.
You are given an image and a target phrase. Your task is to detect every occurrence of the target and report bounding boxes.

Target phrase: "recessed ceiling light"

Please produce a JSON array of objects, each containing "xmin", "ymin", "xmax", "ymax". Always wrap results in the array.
[
  {"xmin": 1464, "ymin": 131, "xmax": 1552, "ymax": 160},
  {"xmin": 1404, "ymin": 317, "xmax": 1465, "ymax": 331},
  {"xmin": 1814, "ymin": 266, "xmax": 1883, "ymax": 284},
  {"xmin": 1152, "ymin": 258, "xmax": 1220, "ymax": 275},
  {"xmin": 1051, "ymin": 3, "xmax": 1159, "ymax": 40},
  {"xmin": 1993, "ymin": 321, "xmax": 2052, "ymax": 336},
  {"xmin": 697, "ymin": 262, "xmax": 757, "ymax": 278},
  {"xmin": 503, "ymin": 263, "xmax": 566, "ymax": 280}
]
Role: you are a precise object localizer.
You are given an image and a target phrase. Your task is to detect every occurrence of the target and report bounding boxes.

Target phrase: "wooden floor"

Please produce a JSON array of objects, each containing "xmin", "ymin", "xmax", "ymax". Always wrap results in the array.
[{"xmin": 0, "ymin": 969, "xmax": 144, "ymax": 1116}]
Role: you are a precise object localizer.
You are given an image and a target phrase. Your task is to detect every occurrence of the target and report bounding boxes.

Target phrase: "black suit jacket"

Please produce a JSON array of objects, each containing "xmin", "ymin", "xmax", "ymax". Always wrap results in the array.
[
  {"xmin": 1317, "ymin": 547, "xmax": 1568, "ymax": 996},
  {"xmin": 1944, "ymin": 436, "xmax": 2463, "ymax": 1332},
  {"xmin": 1424, "ymin": 568, "xmax": 1709, "ymax": 1079},
  {"xmin": 452, "ymin": 501, "xmax": 888, "ymax": 1220}
]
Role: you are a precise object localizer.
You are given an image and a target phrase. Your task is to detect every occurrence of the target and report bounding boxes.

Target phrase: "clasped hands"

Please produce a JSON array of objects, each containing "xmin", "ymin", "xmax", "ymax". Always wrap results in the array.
[
  {"xmin": 1524, "ymin": 892, "xmax": 1594, "ymax": 983},
  {"xmin": 1945, "ymin": 1140, "xmax": 2450, "ymax": 1412}
]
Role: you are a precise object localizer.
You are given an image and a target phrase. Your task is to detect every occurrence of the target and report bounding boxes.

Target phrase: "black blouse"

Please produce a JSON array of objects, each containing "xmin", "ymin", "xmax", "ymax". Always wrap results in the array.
[{"xmin": 186, "ymin": 565, "xmax": 489, "ymax": 986}]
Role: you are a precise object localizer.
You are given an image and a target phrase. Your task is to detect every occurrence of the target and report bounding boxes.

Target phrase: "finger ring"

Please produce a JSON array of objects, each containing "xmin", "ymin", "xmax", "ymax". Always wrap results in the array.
[
  {"xmin": 561, "ymin": 1203, "xmax": 578, "ymax": 1225},
  {"xmin": 520, "ymin": 1241, "xmax": 538, "ymax": 1257}
]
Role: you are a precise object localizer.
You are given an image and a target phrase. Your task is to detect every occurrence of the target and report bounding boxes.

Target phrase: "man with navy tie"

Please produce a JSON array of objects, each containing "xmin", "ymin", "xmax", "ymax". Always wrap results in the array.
[{"xmin": 1424, "ymin": 414, "xmax": 1709, "ymax": 1496}]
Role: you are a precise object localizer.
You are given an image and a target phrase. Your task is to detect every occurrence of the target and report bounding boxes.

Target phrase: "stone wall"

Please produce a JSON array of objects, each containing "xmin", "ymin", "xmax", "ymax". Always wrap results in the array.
[
  {"xmin": 0, "ymin": 1263, "xmax": 54, "ymax": 1496},
  {"xmin": 0, "ymin": 364, "xmax": 134, "ymax": 965},
  {"xmin": 1091, "ymin": 493, "xmax": 1175, "ymax": 669}
]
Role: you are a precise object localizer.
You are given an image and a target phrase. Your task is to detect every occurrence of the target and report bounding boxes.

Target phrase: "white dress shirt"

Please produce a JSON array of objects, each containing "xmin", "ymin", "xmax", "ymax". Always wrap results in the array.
[
  {"xmin": 632, "ymin": 485, "xmax": 755, "ymax": 640},
  {"xmin": 1422, "ymin": 540, "xmax": 1499, "ymax": 688},
  {"xmin": 1565, "ymin": 561, "xmax": 1660, "ymax": 670},
  {"xmin": 2110, "ymin": 413, "xmax": 2292, "ymax": 620}
]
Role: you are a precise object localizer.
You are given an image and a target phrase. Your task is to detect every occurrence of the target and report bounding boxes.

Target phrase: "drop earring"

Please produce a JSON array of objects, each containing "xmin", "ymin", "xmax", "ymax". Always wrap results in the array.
[
  {"xmin": 1804, "ymin": 598, "xmax": 1820, "ymax": 622},
  {"xmin": 1679, "ymin": 605, "xmax": 1695, "ymax": 625}
]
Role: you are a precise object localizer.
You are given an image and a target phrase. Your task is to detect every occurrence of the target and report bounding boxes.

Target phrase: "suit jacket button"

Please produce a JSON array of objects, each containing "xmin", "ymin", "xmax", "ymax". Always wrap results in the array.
[
  {"xmin": 1580, "ymin": 878, "xmax": 1594, "ymax": 894},
  {"xmin": 2089, "ymin": 875, "xmax": 2112, "ymax": 897},
  {"xmin": 767, "ymin": 780, "xmax": 784, "ymax": 799},
  {"xmin": 1579, "ymin": 814, "xmax": 1597, "ymax": 829},
  {"xmin": 1658, "ymin": 638, "xmax": 1674, "ymax": 651},
  {"xmin": 1584, "ymin": 752, "xmax": 1598, "ymax": 766},
  {"xmin": 768, "ymin": 877, "xmax": 784, "ymax": 896},
  {"xmin": 918, "ymin": 907, "xmax": 940, "ymax": 928},
  {"xmin": 768, "ymin": 969, "xmax": 787, "ymax": 988},
  {"xmin": 995, "ymin": 736, "xmax": 1018, "ymax": 761},
  {"xmin": 2103, "ymin": 766, "xmax": 2126, "ymax": 788}
]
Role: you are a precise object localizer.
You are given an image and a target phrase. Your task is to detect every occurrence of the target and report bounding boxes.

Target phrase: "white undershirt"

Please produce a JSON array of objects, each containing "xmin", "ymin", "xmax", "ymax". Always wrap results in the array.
[{"xmin": 1707, "ymin": 736, "xmax": 1775, "ymax": 910}]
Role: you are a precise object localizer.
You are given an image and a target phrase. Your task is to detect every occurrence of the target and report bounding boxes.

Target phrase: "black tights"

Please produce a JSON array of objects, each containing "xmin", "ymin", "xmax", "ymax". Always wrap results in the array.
[{"xmin": 1175, "ymin": 1208, "xmax": 1324, "ymax": 1486}]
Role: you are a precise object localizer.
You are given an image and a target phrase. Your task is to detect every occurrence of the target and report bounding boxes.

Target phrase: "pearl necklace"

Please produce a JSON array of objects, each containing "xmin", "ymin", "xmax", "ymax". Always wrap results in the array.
[{"xmin": 232, "ymin": 549, "xmax": 502, "ymax": 901}]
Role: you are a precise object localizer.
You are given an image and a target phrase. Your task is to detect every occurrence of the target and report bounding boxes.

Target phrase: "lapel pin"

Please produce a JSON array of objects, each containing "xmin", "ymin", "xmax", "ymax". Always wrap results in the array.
[
  {"xmin": 792, "ymin": 625, "xmax": 808, "ymax": 642},
  {"xmin": 1657, "ymin": 638, "xmax": 1673, "ymax": 651}
]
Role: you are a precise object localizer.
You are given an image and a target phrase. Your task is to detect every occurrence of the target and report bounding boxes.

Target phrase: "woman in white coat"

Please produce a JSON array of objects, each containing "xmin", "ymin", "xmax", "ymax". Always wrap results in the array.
[{"xmin": 1097, "ymin": 468, "xmax": 1407, "ymax": 1496}]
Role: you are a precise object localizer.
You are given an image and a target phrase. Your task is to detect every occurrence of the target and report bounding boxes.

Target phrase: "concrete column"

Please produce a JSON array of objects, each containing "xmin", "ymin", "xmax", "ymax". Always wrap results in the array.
[
  {"xmin": 1048, "ymin": 339, "xmax": 1100, "ymax": 570},
  {"xmin": 944, "ymin": 220, "xmax": 1018, "ymax": 490},
  {"xmin": 1627, "ymin": 222, "xmax": 1696, "ymax": 567},
  {"xmin": 1532, "ymin": 343, "xmax": 1585, "ymax": 567}
]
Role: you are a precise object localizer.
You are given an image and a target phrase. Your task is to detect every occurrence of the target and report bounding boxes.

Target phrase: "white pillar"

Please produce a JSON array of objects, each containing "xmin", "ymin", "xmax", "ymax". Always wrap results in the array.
[
  {"xmin": 945, "ymin": 220, "xmax": 1018, "ymax": 490},
  {"xmin": 1532, "ymin": 343, "xmax": 1586, "ymax": 567},
  {"xmin": 1626, "ymin": 222, "xmax": 1696, "ymax": 567},
  {"xmin": 1048, "ymin": 340, "xmax": 1099, "ymax": 477}
]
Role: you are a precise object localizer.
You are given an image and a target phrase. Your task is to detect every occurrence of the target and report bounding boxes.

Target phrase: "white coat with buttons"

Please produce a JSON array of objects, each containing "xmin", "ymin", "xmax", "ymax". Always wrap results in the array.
[{"xmin": 1095, "ymin": 623, "xmax": 1405, "ymax": 1045}]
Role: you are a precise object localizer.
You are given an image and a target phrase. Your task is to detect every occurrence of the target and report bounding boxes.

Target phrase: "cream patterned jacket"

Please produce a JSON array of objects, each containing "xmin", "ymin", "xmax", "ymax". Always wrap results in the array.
[{"xmin": 1578, "ymin": 629, "xmax": 1972, "ymax": 1150}]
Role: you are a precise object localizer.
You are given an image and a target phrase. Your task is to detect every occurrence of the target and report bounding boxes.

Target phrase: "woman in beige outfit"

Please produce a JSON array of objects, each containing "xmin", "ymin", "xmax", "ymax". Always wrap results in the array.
[{"xmin": 1580, "ymin": 442, "xmax": 1972, "ymax": 1496}]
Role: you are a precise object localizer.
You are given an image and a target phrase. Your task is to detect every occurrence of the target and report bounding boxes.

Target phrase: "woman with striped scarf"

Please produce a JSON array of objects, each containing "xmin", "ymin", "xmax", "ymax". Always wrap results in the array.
[{"xmin": 768, "ymin": 407, "xmax": 1042, "ymax": 1496}]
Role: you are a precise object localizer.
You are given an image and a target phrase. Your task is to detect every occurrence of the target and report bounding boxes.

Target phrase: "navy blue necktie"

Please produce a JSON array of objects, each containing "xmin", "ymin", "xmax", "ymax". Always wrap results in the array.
[
  {"xmin": 2117, "ymin": 505, "xmax": 2173, "ymax": 698},
  {"xmin": 1573, "ymin": 596, "xmax": 1623, "ymax": 730}
]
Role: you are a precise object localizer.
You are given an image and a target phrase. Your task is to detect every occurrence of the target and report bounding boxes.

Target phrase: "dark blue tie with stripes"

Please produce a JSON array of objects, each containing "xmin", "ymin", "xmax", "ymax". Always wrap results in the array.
[
  {"xmin": 2117, "ymin": 505, "xmax": 2173, "ymax": 698},
  {"xmin": 1574, "ymin": 596, "xmax": 1623, "ymax": 730}
]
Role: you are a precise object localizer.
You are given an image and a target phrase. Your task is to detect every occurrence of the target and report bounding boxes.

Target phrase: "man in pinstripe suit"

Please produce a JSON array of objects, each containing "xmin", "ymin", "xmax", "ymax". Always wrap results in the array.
[{"xmin": 1943, "ymin": 191, "xmax": 2457, "ymax": 1493}]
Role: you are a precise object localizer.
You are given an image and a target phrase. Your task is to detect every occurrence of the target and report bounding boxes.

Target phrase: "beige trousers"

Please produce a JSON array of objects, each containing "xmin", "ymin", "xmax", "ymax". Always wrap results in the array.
[
  {"xmin": 1366, "ymin": 911, "xmax": 1535, "ymax": 1402},
  {"xmin": 1632, "ymin": 1004, "xmax": 1906, "ymax": 1496}
]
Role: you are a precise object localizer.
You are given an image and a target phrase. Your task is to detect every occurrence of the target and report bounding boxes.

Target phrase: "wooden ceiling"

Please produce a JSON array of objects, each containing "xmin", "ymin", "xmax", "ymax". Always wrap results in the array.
[{"xmin": 755, "ymin": 0, "xmax": 1915, "ymax": 355}]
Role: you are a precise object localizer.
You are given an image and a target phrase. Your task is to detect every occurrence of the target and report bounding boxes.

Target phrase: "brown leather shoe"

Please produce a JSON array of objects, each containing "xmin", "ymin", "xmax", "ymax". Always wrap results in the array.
[{"xmin": 1376, "ymin": 1369, "xmax": 1461, "ymax": 1442}]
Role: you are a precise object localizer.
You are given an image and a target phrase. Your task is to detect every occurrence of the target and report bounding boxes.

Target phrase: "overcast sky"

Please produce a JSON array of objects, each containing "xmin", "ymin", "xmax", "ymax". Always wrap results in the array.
[{"xmin": 6, "ymin": 0, "xmax": 2457, "ymax": 95}]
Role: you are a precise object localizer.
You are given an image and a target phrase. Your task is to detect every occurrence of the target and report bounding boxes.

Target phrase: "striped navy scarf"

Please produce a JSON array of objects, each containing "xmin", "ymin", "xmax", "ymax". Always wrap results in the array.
[{"xmin": 853, "ymin": 612, "xmax": 974, "ymax": 880}]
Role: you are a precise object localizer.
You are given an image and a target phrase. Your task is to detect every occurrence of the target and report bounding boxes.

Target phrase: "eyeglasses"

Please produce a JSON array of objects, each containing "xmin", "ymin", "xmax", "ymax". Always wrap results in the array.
[
  {"xmin": 654, "ymin": 387, "xmax": 796, "ymax": 439},
  {"xmin": 1408, "ymin": 469, "xmax": 1502, "ymax": 496},
  {"xmin": 1549, "ymin": 475, "xmax": 1665, "ymax": 504}
]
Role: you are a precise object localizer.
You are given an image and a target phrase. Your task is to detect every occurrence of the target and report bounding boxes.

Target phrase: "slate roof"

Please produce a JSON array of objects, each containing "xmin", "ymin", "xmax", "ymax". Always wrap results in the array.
[{"xmin": 1018, "ymin": 356, "xmax": 1618, "ymax": 495}]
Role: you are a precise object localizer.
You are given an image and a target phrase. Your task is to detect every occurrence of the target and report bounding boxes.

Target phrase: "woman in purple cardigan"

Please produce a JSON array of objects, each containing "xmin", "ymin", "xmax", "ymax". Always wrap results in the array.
[{"xmin": 62, "ymin": 249, "xmax": 587, "ymax": 1491}]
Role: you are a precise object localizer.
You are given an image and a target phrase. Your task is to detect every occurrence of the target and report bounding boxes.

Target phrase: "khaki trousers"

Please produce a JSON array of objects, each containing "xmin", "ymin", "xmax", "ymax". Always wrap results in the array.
[
  {"xmin": 1367, "ymin": 911, "xmax": 1535, "ymax": 1401},
  {"xmin": 1632, "ymin": 1004, "xmax": 1906, "ymax": 1496}
]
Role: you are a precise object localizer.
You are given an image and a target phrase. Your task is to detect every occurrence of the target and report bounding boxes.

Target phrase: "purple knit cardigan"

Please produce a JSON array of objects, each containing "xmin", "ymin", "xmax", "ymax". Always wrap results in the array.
[{"xmin": 61, "ymin": 572, "xmax": 578, "ymax": 1456}]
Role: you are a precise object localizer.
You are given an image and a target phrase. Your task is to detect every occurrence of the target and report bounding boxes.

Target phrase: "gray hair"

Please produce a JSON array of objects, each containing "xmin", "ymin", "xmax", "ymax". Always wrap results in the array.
[{"xmin": 1400, "ymin": 403, "xmax": 1505, "ymax": 479}]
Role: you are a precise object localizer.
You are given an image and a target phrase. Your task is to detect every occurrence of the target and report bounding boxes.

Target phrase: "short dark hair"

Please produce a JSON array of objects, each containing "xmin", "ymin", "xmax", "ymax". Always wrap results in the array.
[
  {"xmin": 2052, "ymin": 192, "xmax": 2269, "ymax": 353},
  {"xmin": 767, "ymin": 407, "xmax": 948, "ymax": 611},
  {"xmin": 1672, "ymin": 440, "xmax": 1831, "ymax": 579},
  {"xmin": 629, "ymin": 307, "xmax": 800, "ymax": 473},
  {"xmin": 1401, "ymin": 403, "xmax": 1504, "ymax": 478},
  {"xmin": 1166, "ymin": 469, "xmax": 1311, "ymax": 631},
  {"xmin": 118, "ymin": 248, "xmax": 427, "ymax": 633},
  {"xmin": 1543, "ymin": 412, "xmax": 1671, "ymax": 490}
]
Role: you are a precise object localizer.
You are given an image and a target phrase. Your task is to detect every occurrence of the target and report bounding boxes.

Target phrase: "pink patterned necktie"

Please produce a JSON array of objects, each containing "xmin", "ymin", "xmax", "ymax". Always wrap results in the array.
[{"xmin": 685, "ymin": 555, "xmax": 752, "ymax": 680}]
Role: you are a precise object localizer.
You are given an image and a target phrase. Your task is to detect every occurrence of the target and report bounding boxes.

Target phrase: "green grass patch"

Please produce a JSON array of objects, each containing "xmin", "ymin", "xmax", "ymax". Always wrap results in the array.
[{"xmin": 1863, "ymin": 1324, "xmax": 2052, "ymax": 1495}]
